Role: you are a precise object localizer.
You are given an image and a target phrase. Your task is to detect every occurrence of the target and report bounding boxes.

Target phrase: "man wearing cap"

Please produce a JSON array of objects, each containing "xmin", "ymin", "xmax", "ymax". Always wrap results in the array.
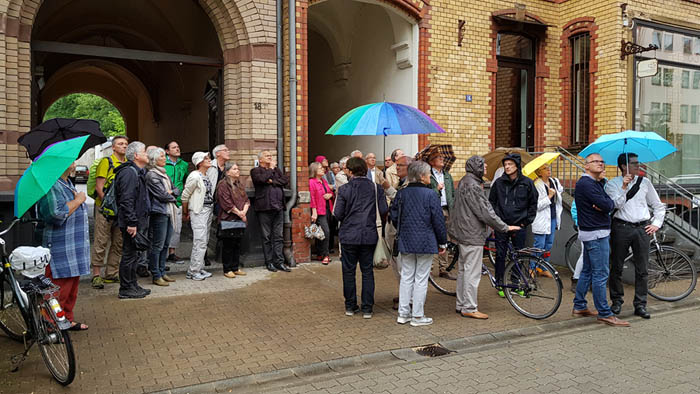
[{"xmin": 181, "ymin": 152, "xmax": 218, "ymax": 281}]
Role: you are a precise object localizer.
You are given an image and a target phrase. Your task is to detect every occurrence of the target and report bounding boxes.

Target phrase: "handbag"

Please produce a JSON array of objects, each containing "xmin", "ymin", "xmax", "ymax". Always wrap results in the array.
[
  {"xmin": 304, "ymin": 223, "xmax": 325, "ymax": 240},
  {"xmin": 219, "ymin": 220, "xmax": 246, "ymax": 239},
  {"xmin": 372, "ymin": 183, "xmax": 391, "ymax": 269}
]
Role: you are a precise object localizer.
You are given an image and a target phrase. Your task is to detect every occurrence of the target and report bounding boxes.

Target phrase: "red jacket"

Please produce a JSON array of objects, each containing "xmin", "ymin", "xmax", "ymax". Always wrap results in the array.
[{"xmin": 309, "ymin": 177, "xmax": 334, "ymax": 215}]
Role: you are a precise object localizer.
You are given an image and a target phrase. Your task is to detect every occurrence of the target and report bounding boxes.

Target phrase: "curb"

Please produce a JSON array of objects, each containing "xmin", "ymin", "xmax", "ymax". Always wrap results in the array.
[{"xmin": 151, "ymin": 296, "xmax": 700, "ymax": 394}]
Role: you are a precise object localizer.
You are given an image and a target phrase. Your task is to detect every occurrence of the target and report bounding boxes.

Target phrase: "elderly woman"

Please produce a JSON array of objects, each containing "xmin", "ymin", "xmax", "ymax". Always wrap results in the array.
[
  {"xmin": 182, "ymin": 152, "xmax": 218, "ymax": 281},
  {"xmin": 532, "ymin": 164, "xmax": 563, "ymax": 276},
  {"xmin": 216, "ymin": 162, "xmax": 250, "ymax": 278},
  {"xmin": 309, "ymin": 161, "xmax": 334, "ymax": 264},
  {"xmin": 333, "ymin": 157, "xmax": 388, "ymax": 319},
  {"xmin": 390, "ymin": 160, "xmax": 447, "ymax": 327},
  {"xmin": 37, "ymin": 162, "xmax": 90, "ymax": 331},
  {"xmin": 145, "ymin": 147, "xmax": 178, "ymax": 286}
]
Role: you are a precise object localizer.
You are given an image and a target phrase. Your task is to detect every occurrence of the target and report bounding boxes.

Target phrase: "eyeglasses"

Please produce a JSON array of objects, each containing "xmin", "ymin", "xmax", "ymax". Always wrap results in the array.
[{"xmin": 586, "ymin": 160, "xmax": 604, "ymax": 164}]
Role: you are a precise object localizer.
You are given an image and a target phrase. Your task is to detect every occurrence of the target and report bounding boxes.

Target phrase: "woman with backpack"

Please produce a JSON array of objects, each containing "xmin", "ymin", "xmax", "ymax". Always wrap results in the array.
[{"xmin": 215, "ymin": 162, "xmax": 250, "ymax": 278}]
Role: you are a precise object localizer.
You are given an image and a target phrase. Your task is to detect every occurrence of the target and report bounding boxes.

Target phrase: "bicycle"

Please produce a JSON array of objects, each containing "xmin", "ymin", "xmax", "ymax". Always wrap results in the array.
[
  {"xmin": 429, "ymin": 236, "xmax": 563, "ymax": 319},
  {"xmin": 564, "ymin": 224, "xmax": 697, "ymax": 302},
  {"xmin": 0, "ymin": 218, "xmax": 76, "ymax": 385}
]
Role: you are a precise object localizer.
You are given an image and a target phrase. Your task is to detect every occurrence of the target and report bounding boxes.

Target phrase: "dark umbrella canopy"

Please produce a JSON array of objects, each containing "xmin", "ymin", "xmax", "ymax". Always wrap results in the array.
[
  {"xmin": 17, "ymin": 118, "xmax": 106, "ymax": 160},
  {"xmin": 415, "ymin": 144, "xmax": 457, "ymax": 172}
]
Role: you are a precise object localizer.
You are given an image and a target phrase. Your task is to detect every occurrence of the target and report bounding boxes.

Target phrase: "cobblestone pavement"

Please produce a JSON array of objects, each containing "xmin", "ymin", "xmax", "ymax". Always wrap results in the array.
[
  {"xmin": 259, "ymin": 306, "xmax": 700, "ymax": 394},
  {"xmin": 0, "ymin": 257, "xmax": 695, "ymax": 394}
]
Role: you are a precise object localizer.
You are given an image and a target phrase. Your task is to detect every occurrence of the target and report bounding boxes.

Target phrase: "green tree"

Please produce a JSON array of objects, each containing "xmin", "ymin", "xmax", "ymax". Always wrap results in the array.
[{"xmin": 43, "ymin": 93, "xmax": 126, "ymax": 137}]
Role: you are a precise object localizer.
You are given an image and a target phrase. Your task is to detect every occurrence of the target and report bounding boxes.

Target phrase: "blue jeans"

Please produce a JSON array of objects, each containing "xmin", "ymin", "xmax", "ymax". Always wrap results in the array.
[
  {"xmin": 573, "ymin": 236, "xmax": 612, "ymax": 317},
  {"xmin": 340, "ymin": 244, "xmax": 375, "ymax": 313},
  {"xmin": 533, "ymin": 217, "xmax": 557, "ymax": 262},
  {"xmin": 148, "ymin": 213, "xmax": 173, "ymax": 280}
]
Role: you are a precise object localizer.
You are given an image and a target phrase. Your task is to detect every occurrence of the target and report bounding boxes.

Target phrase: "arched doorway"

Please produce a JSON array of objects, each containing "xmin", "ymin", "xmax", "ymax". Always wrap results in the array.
[
  {"xmin": 308, "ymin": 0, "xmax": 419, "ymax": 162},
  {"xmin": 31, "ymin": 0, "xmax": 223, "ymax": 153}
]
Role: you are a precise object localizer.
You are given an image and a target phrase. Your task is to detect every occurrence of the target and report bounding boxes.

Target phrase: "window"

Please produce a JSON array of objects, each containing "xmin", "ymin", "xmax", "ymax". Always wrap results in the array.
[
  {"xmin": 664, "ymin": 33, "xmax": 674, "ymax": 51},
  {"xmin": 684, "ymin": 37, "xmax": 693, "ymax": 54},
  {"xmin": 663, "ymin": 103, "xmax": 672, "ymax": 121},
  {"xmin": 652, "ymin": 31, "xmax": 662, "ymax": 49},
  {"xmin": 682, "ymin": 70, "xmax": 690, "ymax": 88},
  {"xmin": 695, "ymin": 38, "xmax": 700, "ymax": 55},
  {"xmin": 651, "ymin": 70, "xmax": 661, "ymax": 86},
  {"xmin": 651, "ymin": 102, "xmax": 661, "ymax": 111},
  {"xmin": 663, "ymin": 68, "xmax": 674, "ymax": 87},
  {"xmin": 694, "ymin": 71, "xmax": 700, "ymax": 89},
  {"xmin": 692, "ymin": 105, "xmax": 699, "ymax": 124},
  {"xmin": 497, "ymin": 33, "xmax": 533, "ymax": 59},
  {"xmin": 571, "ymin": 33, "xmax": 590, "ymax": 146},
  {"xmin": 681, "ymin": 105, "xmax": 689, "ymax": 123}
]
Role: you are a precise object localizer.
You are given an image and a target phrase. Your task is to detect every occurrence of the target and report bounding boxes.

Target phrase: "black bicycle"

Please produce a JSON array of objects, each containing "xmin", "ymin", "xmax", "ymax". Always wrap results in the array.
[
  {"xmin": 429, "ymin": 236, "xmax": 563, "ymax": 319},
  {"xmin": 564, "ymin": 228, "xmax": 697, "ymax": 302},
  {"xmin": 0, "ymin": 218, "xmax": 76, "ymax": 385}
]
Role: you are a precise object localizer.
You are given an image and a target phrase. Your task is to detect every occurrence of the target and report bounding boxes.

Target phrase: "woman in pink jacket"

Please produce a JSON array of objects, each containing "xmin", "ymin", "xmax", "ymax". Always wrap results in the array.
[{"xmin": 309, "ymin": 161, "xmax": 334, "ymax": 264}]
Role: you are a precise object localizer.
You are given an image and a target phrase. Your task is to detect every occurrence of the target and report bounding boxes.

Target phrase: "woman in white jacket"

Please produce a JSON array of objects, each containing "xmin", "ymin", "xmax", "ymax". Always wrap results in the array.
[
  {"xmin": 532, "ymin": 164, "xmax": 563, "ymax": 276},
  {"xmin": 181, "ymin": 152, "xmax": 218, "ymax": 281}
]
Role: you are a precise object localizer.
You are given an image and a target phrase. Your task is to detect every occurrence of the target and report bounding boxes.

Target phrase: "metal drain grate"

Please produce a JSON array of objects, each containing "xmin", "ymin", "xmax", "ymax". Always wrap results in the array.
[{"xmin": 413, "ymin": 344, "xmax": 454, "ymax": 358}]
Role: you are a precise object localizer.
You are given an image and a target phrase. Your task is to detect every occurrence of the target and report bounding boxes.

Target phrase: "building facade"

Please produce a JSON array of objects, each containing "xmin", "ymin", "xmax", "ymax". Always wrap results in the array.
[{"xmin": 0, "ymin": 0, "xmax": 698, "ymax": 262}]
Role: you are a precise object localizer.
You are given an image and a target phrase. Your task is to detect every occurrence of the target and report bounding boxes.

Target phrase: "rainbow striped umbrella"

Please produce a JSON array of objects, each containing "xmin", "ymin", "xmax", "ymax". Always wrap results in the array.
[{"xmin": 325, "ymin": 102, "xmax": 445, "ymax": 136}]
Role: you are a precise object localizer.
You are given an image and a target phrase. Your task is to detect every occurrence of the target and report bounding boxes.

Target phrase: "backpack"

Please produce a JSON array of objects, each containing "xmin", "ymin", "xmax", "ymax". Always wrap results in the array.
[
  {"xmin": 87, "ymin": 156, "xmax": 114, "ymax": 199},
  {"xmin": 102, "ymin": 166, "xmax": 138, "ymax": 219}
]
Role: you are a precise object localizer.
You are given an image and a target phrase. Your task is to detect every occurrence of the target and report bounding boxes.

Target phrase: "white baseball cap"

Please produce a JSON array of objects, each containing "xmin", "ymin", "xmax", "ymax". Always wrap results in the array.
[{"xmin": 192, "ymin": 151, "xmax": 209, "ymax": 168}]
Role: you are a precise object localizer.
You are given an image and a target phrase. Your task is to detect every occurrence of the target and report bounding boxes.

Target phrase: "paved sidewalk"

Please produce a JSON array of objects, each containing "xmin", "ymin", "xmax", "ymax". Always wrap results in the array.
[{"xmin": 0, "ymin": 259, "xmax": 690, "ymax": 394}]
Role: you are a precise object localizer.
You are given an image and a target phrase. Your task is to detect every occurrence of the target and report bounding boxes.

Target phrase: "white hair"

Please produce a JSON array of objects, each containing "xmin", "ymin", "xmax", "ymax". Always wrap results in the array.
[
  {"xmin": 125, "ymin": 141, "xmax": 145, "ymax": 161},
  {"xmin": 339, "ymin": 156, "xmax": 350, "ymax": 169},
  {"xmin": 258, "ymin": 150, "xmax": 271, "ymax": 159},
  {"xmin": 350, "ymin": 150, "xmax": 362, "ymax": 157},
  {"xmin": 147, "ymin": 147, "xmax": 165, "ymax": 168},
  {"xmin": 212, "ymin": 144, "xmax": 228, "ymax": 157},
  {"xmin": 407, "ymin": 160, "xmax": 431, "ymax": 183}
]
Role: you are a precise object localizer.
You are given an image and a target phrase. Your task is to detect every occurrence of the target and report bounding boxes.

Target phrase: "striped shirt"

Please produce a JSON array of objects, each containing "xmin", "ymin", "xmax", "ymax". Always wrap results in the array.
[{"xmin": 37, "ymin": 179, "xmax": 90, "ymax": 279}]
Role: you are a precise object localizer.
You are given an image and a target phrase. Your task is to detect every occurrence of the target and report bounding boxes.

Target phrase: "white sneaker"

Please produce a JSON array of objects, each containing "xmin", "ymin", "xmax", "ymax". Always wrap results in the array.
[
  {"xmin": 410, "ymin": 316, "xmax": 433, "ymax": 327},
  {"xmin": 200, "ymin": 270, "xmax": 213, "ymax": 278},
  {"xmin": 397, "ymin": 315, "xmax": 411, "ymax": 324},
  {"xmin": 187, "ymin": 271, "xmax": 207, "ymax": 281}
]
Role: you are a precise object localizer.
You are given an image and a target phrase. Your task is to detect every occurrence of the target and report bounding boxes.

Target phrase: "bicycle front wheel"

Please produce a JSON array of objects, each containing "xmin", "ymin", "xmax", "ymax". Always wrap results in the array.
[
  {"xmin": 647, "ymin": 246, "xmax": 697, "ymax": 302},
  {"xmin": 36, "ymin": 299, "xmax": 76, "ymax": 385},
  {"xmin": 428, "ymin": 244, "xmax": 458, "ymax": 296},
  {"xmin": 504, "ymin": 256, "xmax": 562, "ymax": 319},
  {"xmin": 564, "ymin": 233, "xmax": 581, "ymax": 275},
  {"xmin": 0, "ymin": 274, "xmax": 26, "ymax": 342}
]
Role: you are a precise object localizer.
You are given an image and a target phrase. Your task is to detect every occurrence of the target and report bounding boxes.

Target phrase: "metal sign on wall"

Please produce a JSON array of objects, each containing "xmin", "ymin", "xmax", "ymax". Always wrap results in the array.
[{"xmin": 637, "ymin": 58, "xmax": 659, "ymax": 78}]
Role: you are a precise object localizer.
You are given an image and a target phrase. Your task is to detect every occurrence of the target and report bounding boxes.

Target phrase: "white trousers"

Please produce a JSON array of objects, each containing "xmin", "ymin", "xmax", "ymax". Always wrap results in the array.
[
  {"xmin": 189, "ymin": 205, "xmax": 213, "ymax": 273},
  {"xmin": 456, "ymin": 245, "xmax": 483, "ymax": 313},
  {"xmin": 169, "ymin": 206, "xmax": 183, "ymax": 249},
  {"xmin": 398, "ymin": 253, "xmax": 433, "ymax": 318}
]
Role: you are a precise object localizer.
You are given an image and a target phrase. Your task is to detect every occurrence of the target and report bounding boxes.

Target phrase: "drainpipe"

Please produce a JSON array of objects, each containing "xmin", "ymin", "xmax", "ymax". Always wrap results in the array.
[
  {"xmin": 283, "ymin": 0, "xmax": 298, "ymax": 267},
  {"xmin": 276, "ymin": 0, "xmax": 284, "ymax": 164}
]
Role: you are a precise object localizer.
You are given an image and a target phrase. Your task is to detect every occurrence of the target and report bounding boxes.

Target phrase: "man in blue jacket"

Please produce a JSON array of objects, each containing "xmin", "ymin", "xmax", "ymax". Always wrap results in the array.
[
  {"xmin": 488, "ymin": 153, "xmax": 537, "ymax": 296},
  {"xmin": 572, "ymin": 153, "xmax": 629, "ymax": 327}
]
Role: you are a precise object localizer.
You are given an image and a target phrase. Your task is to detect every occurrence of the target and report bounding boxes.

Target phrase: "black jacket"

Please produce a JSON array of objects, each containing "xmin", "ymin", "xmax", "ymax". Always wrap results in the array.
[
  {"xmin": 114, "ymin": 161, "xmax": 151, "ymax": 229},
  {"xmin": 488, "ymin": 153, "xmax": 538, "ymax": 227},
  {"xmin": 251, "ymin": 166, "xmax": 289, "ymax": 211},
  {"xmin": 390, "ymin": 183, "xmax": 447, "ymax": 254},
  {"xmin": 333, "ymin": 177, "xmax": 388, "ymax": 245}
]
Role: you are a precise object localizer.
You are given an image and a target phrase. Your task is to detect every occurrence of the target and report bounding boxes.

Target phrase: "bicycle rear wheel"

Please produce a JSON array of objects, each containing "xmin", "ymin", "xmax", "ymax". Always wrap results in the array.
[
  {"xmin": 428, "ymin": 243, "xmax": 458, "ymax": 296},
  {"xmin": 36, "ymin": 299, "xmax": 76, "ymax": 385},
  {"xmin": 647, "ymin": 246, "xmax": 697, "ymax": 302},
  {"xmin": 0, "ymin": 274, "xmax": 26, "ymax": 342},
  {"xmin": 564, "ymin": 233, "xmax": 581, "ymax": 274},
  {"xmin": 504, "ymin": 256, "xmax": 562, "ymax": 319}
]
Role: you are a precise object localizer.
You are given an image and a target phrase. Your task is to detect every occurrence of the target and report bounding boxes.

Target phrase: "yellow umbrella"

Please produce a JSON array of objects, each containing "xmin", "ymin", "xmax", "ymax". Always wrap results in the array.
[{"xmin": 522, "ymin": 152, "xmax": 560, "ymax": 179}]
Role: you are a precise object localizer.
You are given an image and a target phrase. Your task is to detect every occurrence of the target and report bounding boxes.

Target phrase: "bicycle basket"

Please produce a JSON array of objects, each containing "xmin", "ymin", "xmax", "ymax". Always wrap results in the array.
[{"xmin": 9, "ymin": 246, "xmax": 51, "ymax": 278}]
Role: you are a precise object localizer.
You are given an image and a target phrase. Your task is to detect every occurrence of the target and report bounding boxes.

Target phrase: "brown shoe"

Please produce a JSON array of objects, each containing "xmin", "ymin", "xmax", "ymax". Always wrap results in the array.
[
  {"xmin": 153, "ymin": 277, "xmax": 169, "ymax": 287},
  {"xmin": 572, "ymin": 308, "xmax": 597, "ymax": 317},
  {"xmin": 233, "ymin": 270, "xmax": 246, "ymax": 276},
  {"xmin": 162, "ymin": 275, "xmax": 176, "ymax": 283},
  {"xmin": 224, "ymin": 271, "xmax": 236, "ymax": 278},
  {"xmin": 439, "ymin": 271, "xmax": 458, "ymax": 281},
  {"xmin": 461, "ymin": 311, "xmax": 489, "ymax": 319},
  {"xmin": 597, "ymin": 315, "xmax": 630, "ymax": 327}
]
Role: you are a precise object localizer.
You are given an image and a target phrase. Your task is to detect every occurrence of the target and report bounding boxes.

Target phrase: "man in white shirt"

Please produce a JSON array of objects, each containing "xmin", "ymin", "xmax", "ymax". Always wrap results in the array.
[{"xmin": 605, "ymin": 152, "xmax": 665, "ymax": 320}]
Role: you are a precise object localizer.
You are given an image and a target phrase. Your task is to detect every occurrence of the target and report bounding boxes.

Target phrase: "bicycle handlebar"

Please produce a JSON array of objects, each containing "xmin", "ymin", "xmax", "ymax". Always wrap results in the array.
[{"xmin": 0, "ymin": 218, "xmax": 41, "ymax": 237}]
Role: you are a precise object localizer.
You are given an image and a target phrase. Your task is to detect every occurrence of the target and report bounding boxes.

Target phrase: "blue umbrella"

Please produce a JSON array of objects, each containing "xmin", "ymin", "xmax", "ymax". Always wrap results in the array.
[{"xmin": 578, "ymin": 130, "xmax": 677, "ymax": 164}]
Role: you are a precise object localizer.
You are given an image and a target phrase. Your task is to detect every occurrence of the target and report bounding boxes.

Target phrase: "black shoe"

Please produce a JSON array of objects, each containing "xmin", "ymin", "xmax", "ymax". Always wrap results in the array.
[
  {"xmin": 118, "ymin": 289, "xmax": 146, "ymax": 299},
  {"xmin": 345, "ymin": 305, "xmax": 360, "ymax": 316},
  {"xmin": 134, "ymin": 284, "xmax": 151, "ymax": 296},
  {"xmin": 610, "ymin": 302, "xmax": 622, "ymax": 315},
  {"xmin": 275, "ymin": 264, "xmax": 291, "ymax": 272},
  {"xmin": 570, "ymin": 278, "xmax": 578, "ymax": 294},
  {"xmin": 136, "ymin": 266, "xmax": 150, "ymax": 278},
  {"xmin": 204, "ymin": 259, "xmax": 212, "ymax": 267},
  {"xmin": 634, "ymin": 306, "xmax": 650, "ymax": 319},
  {"xmin": 165, "ymin": 266, "xmax": 170, "ymax": 272},
  {"xmin": 266, "ymin": 263, "xmax": 278, "ymax": 272}
]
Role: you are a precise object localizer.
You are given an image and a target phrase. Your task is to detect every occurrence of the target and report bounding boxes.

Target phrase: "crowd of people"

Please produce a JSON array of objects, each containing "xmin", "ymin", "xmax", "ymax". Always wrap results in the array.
[{"xmin": 34, "ymin": 136, "xmax": 664, "ymax": 331}]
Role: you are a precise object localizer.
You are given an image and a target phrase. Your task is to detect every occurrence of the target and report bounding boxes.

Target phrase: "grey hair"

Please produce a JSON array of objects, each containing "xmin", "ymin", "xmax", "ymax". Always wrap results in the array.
[
  {"xmin": 258, "ymin": 150, "xmax": 271, "ymax": 159},
  {"xmin": 212, "ymin": 144, "xmax": 228, "ymax": 157},
  {"xmin": 147, "ymin": 147, "xmax": 165, "ymax": 168},
  {"xmin": 339, "ymin": 156, "xmax": 350, "ymax": 168},
  {"xmin": 407, "ymin": 160, "xmax": 431, "ymax": 183},
  {"xmin": 329, "ymin": 162, "xmax": 339, "ymax": 169},
  {"xmin": 125, "ymin": 141, "xmax": 145, "ymax": 161},
  {"xmin": 350, "ymin": 150, "xmax": 362, "ymax": 157}
]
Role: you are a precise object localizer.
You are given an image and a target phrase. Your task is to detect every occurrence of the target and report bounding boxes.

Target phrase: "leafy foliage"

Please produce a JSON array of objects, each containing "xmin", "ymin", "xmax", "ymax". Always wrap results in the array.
[{"xmin": 44, "ymin": 93, "xmax": 126, "ymax": 137}]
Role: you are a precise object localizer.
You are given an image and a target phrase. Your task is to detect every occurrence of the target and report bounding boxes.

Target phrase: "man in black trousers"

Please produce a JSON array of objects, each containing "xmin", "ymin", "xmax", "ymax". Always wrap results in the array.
[{"xmin": 605, "ymin": 153, "xmax": 665, "ymax": 319}]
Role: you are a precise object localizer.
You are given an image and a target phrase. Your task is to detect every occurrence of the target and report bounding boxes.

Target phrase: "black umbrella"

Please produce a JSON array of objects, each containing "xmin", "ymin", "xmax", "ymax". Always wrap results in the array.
[{"xmin": 17, "ymin": 118, "xmax": 107, "ymax": 160}]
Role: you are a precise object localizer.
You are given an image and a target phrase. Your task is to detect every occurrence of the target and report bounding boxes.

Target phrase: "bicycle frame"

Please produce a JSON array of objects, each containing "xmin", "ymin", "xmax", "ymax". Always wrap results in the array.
[{"xmin": 483, "ymin": 236, "xmax": 547, "ymax": 292}]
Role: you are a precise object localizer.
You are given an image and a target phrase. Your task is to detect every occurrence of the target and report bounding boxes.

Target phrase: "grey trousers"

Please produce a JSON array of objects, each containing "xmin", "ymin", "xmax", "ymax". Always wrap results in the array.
[
  {"xmin": 456, "ymin": 245, "xmax": 483, "ymax": 314},
  {"xmin": 398, "ymin": 253, "xmax": 433, "ymax": 318}
]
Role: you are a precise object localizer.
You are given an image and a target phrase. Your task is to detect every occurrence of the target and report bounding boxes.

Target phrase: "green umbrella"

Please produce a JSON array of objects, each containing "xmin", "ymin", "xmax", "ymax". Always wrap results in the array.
[{"xmin": 14, "ymin": 135, "xmax": 90, "ymax": 218}]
